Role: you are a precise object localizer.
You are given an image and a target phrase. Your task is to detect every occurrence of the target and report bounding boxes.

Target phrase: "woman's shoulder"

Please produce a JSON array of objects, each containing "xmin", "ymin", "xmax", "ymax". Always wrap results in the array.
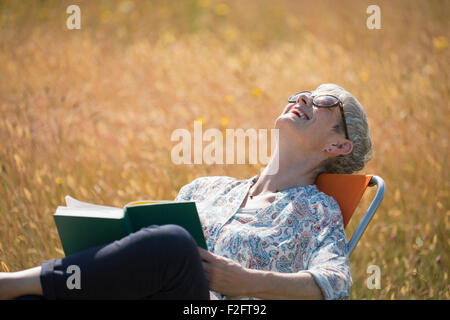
[
  {"xmin": 292, "ymin": 184, "xmax": 339, "ymax": 207},
  {"xmin": 189, "ymin": 175, "xmax": 240, "ymax": 186},
  {"xmin": 177, "ymin": 175, "xmax": 239, "ymax": 201},
  {"xmin": 296, "ymin": 185, "xmax": 343, "ymax": 224},
  {"xmin": 183, "ymin": 175, "xmax": 244, "ymax": 193},
  {"xmin": 312, "ymin": 187, "xmax": 340, "ymax": 210}
]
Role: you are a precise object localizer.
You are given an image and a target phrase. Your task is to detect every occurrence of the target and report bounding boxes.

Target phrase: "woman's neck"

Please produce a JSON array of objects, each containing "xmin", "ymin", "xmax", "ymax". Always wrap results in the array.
[{"xmin": 249, "ymin": 146, "xmax": 323, "ymax": 197}]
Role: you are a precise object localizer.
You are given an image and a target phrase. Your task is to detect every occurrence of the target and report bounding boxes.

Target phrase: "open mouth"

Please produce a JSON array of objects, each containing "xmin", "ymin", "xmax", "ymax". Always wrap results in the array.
[{"xmin": 290, "ymin": 106, "xmax": 310, "ymax": 120}]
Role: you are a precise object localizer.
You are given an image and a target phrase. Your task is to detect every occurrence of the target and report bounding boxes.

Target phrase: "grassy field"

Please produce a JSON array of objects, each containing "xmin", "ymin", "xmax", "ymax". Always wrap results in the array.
[{"xmin": 0, "ymin": 0, "xmax": 448, "ymax": 299}]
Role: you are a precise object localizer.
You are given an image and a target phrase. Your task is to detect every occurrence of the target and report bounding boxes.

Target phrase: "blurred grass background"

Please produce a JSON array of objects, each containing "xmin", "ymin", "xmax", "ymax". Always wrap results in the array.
[{"xmin": 0, "ymin": 0, "xmax": 448, "ymax": 299}]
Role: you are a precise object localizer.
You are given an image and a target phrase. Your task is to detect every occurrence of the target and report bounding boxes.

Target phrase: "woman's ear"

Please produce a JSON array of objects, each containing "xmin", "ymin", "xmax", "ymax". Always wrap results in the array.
[{"xmin": 324, "ymin": 140, "xmax": 353, "ymax": 156}]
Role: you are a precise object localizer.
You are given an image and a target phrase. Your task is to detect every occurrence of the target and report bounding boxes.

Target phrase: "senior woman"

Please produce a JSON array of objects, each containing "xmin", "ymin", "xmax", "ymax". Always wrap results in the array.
[
  {"xmin": 0, "ymin": 83, "xmax": 372, "ymax": 300},
  {"xmin": 181, "ymin": 83, "xmax": 372, "ymax": 300}
]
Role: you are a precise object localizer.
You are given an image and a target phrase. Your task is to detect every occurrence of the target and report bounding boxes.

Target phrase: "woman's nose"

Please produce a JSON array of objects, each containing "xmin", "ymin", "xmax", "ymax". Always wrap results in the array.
[{"xmin": 296, "ymin": 93, "xmax": 313, "ymax": 108}]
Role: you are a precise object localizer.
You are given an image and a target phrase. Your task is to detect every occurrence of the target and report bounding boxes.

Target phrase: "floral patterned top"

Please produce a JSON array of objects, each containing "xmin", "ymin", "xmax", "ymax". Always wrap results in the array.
[{"xmin": 174, "ymin": 175, "xmax": 352, "ymax": 300}]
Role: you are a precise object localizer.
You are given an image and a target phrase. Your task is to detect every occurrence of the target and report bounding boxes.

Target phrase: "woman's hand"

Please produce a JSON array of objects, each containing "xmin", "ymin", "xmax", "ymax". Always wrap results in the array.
[
  {"xmin": 198, "ymin": 248, "xmax": 250, "ymax": 297},
  {"xmin": 198, "ymin": 248, "xmax": 326, "ymax": 299}
]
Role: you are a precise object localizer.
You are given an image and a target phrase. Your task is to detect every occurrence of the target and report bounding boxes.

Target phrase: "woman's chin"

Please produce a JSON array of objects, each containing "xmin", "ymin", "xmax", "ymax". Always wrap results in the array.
[
  {"xmin": 275, "ymin": 114, "xmax": 303, "ymax": 132},
  {"xmin": 275, "ymin": 114, "xmax": 292, "ymax": 128}
]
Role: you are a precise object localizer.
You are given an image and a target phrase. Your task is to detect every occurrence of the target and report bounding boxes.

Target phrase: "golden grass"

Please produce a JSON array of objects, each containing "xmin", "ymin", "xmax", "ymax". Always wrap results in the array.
[{"xmin": 0, "ymin": 0, "xmax": 448, "ymax": 299}]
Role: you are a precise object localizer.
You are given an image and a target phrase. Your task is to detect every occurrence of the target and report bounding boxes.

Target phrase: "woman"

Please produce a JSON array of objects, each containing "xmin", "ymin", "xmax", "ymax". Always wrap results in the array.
[{"xmin": 0, "ymin": 83, "xmax": 372, "ymax": 300}]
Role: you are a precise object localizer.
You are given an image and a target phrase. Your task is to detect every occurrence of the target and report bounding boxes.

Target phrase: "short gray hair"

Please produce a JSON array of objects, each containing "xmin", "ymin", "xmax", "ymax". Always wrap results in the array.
[{"xmin": 313, "ymin": 83, "xmax": 373, "ymax": 174}]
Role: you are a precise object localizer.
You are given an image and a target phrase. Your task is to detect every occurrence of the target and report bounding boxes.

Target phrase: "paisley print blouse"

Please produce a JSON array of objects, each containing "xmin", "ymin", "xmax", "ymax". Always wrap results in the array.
[{"xmin": 174, "ymin": 175, "xmax": 352, "ymax": 300}]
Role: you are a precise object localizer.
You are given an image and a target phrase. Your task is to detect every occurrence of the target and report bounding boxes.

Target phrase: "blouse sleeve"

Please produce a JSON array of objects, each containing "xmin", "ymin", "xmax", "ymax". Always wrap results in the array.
[
  {"xmin": 174, "ymin": 178, "xmax": 203, "ymax": 201},
  {"xmin": 174, "ymin": 176, "xmax": 226, "ymax": 202},
  {"xmin": 302, "ymin": 196, "xmax": 352, "ymax": 300}
]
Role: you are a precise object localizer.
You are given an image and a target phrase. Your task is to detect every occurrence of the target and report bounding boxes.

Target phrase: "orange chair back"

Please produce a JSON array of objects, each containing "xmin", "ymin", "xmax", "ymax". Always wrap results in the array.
[{"xmin": 315, "ymin": 174, "xmax": 373, "ymax": 228}]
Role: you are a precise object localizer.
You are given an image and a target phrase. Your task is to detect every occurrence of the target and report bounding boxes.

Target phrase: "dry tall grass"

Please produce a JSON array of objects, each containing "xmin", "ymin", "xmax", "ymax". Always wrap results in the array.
[{"xmin": 0, "ymin": 0, "xmax": 448, "ymax": 299}]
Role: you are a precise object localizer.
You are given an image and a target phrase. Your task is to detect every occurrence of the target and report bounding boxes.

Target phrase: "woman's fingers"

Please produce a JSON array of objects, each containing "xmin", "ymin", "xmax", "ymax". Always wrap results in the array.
[
  {"xmin": 198, "ymin": 247, "xmax": 247, "ymax": 296},
  {"xmin": 202, "ymin": 261, "xmax": 210, "ymax": 273},
  {"xmin": 201, "ymin": 261, "xmax": 214, "ymax": 285},
  {"xmin": 198, "ymin": 247, "xmax": 216, "ymax": 262}
]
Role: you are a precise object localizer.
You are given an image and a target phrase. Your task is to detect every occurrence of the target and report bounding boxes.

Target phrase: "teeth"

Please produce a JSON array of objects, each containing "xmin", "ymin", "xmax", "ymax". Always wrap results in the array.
[{"xmin": 291, "ymin": 108, "xmax": 308, "ymax": 120}]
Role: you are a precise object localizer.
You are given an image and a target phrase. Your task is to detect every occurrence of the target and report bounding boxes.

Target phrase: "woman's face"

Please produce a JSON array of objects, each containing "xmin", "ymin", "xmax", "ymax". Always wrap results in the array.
[{"xmin": 275, "ymin": 91, "xmax": 347, "ymax": 153}]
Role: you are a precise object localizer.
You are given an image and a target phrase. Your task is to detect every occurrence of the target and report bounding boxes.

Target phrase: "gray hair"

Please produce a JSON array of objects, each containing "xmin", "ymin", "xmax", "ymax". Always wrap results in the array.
[{"xmin": 313, "ymin": 83, "xmax": 373, "ymax": 174}]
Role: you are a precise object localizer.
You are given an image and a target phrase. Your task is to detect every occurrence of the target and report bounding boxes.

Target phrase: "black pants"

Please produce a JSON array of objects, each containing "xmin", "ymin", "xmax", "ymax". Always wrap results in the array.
[{"xmin": 22, "ymin": 224, "xmax": 210, "ymax": 300}]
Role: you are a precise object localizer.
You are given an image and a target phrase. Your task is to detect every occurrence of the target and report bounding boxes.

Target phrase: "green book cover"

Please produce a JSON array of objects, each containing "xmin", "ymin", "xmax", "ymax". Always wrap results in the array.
[{"xmin": 54, "ymin": 196, "xmax": 207, "ymax": 256}]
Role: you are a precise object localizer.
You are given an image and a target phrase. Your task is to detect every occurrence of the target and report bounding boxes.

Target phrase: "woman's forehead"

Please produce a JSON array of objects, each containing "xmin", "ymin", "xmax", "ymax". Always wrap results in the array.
[
  {"xmin": 312, "ymin": 87, "xmax": 336, "ymax": 97},
  {"xmin": 313, "ymin": 84, "xmax": 347, "ymax": 99}
]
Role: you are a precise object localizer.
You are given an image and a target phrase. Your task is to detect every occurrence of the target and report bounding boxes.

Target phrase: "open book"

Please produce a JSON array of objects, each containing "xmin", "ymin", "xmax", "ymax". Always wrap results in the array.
[{"xmin": 54, "ymin": 196, "xmax": 207, "ymax": 256}]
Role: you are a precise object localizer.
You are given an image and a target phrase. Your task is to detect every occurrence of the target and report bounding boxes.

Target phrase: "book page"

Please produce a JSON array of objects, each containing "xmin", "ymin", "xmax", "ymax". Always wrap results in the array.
[
  {"xmin": 55, "ymin": 206, "xmax": 124, "ymax": 219},
  {"xmin": 65, "ymin": 195, "xmax": 119, "ymax": 211},
  {"xmin": 124, "ymin": 199, "xmax": 173, "ymax": 208}
]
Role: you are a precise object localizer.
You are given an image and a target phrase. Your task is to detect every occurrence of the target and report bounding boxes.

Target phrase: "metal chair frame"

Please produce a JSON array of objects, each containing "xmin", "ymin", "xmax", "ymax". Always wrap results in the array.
[{"xmin": 347, "ymin": 175, "xmax": 385, "ymax": 256}]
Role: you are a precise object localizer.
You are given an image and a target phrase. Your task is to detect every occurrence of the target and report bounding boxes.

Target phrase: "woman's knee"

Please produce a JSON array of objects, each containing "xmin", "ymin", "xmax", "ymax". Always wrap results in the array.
[
  {"xmin": 158, "ymin": 224, "xmax": 198, "ymax": 255},
  {"xmin": 136, "ymin": 224, "xmax": 198, "ymax": 257}
]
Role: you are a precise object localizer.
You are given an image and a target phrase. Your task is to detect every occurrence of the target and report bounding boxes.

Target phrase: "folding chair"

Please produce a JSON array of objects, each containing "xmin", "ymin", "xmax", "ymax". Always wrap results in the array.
[{"xmin": 315, "ymin": 174, "xmax": 385, "ymax": 256}]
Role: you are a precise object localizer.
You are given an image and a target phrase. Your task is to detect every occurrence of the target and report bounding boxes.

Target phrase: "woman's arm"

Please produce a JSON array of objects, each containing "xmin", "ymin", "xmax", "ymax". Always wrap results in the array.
[
  {"xmin": 199, "ymin": 248, "xmax": 324, "ymax": 299},
  {"xmin": 199, "ymin": 214, "xmax": 351, "ymax": 300},
  {"xmin": 245, "ymin": 269, "xmax": 324, "ymax": 299}
]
